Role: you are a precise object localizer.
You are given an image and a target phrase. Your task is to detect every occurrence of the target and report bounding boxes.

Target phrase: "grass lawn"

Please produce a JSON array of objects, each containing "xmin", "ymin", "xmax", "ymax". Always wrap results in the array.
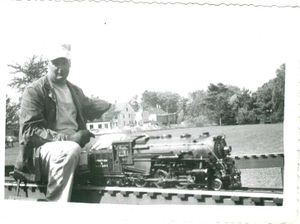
[{"xmin": 5, "ymin": 143, "xmax": 19, "ymax": 166}]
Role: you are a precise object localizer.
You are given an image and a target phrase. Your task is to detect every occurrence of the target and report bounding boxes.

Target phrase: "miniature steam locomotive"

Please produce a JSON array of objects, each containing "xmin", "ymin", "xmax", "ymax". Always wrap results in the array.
[{"xmin": 76, "ymin": 132, "xmax": 242, "ymax": 191}]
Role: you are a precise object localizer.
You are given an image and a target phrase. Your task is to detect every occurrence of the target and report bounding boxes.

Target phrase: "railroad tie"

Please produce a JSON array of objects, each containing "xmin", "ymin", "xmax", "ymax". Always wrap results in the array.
[{"xmin": 147, "ymin": 192, "xmax": 158, "ymax": 199}]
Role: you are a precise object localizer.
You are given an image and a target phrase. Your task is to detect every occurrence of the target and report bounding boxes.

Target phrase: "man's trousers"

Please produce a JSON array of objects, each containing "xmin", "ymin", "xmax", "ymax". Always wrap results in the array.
[{"xmin": 38, "ymin": 141, "xmax": 81, "ymax": 202}]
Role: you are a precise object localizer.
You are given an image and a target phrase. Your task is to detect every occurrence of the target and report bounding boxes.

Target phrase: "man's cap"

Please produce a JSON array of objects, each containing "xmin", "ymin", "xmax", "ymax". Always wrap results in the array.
[{"xmin": 46, "ymin": 44, "xmax": 71, "ymax": 61}]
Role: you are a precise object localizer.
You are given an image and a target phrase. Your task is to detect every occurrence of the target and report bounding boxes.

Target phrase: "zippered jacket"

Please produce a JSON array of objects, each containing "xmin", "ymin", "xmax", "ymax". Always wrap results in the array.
[{"xmin": 15, "ymin": 75, "xmax": 111, "ymax": 179}]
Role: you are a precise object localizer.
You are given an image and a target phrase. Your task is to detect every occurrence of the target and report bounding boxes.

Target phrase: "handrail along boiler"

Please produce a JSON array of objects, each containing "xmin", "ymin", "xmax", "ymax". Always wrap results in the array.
[{"xmin": 81, "ymin": 132, "xmax": 242, "ymax": 190}]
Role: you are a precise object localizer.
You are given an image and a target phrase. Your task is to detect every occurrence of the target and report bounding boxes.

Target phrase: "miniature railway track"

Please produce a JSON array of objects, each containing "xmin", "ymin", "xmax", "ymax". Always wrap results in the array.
[
  {"xmin": 4, "ymin": 179, "xmax": 283, "ymax": 206},
  {"xmin": 71, "ymin": 185, "xmax": 283, "ymax": 206}
]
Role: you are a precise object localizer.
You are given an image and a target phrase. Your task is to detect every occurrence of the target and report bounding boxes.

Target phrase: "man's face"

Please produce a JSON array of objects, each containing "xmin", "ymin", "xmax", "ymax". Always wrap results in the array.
[{"xmin": 48, "ymin": 57, "xmax": 71, "ymax": 85}]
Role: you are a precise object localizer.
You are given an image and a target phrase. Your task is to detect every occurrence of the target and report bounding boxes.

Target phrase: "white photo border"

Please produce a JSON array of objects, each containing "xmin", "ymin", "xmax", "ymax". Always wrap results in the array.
[{"xmin": 0, "ymin": 1, "xmax": 299, "ymax": 224}]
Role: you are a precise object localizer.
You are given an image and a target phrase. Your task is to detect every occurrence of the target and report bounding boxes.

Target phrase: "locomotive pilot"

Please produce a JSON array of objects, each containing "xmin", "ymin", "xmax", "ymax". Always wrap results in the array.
[{"xmin": 15, "ymin": 44, "xmax": 111, "ymax": 202}]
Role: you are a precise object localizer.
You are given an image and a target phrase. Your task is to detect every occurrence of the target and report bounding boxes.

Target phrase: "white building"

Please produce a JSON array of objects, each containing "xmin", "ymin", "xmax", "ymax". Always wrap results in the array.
[
  {"xmin": 86, "ymin": 121, "xmax": 112, "ymax": 132},
  {"xmin": 112, "ymin": 103, "xmax": 136, "ymax": 128}
]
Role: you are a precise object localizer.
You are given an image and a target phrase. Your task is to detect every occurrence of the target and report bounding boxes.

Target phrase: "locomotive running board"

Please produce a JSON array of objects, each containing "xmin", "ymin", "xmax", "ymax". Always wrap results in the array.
[{"xmin": 4, "ymin": 180, "xmax": 283, "ymax": 206}]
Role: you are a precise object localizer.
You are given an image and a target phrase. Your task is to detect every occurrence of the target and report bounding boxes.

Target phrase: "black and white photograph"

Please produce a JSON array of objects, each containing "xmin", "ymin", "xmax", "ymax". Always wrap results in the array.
[{"xmin": 1, "ymin": 0, "xmax": 299, "ymax": 224}]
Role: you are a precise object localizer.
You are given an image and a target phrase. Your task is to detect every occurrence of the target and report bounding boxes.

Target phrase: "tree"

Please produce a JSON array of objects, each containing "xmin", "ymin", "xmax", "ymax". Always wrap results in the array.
[
  {"xmin": 141, "ymin": 91, "xmax": 159, "ymax": 110},
  {"xmin": 6, "ymin": 56, "xmax": 48, "ymax": 132},
  {"xmin": 141, "ymin": 90, "xmax": 181, "ymax": 113},
  {"xmin": 236, "ymin": 108, "xmax": 257, "ymax": 124},
  {"xmin": 8, "ymin": 55, "xmax": 48, "ymax": 93},
  {"xmin": 229, "ymin": 89, "xmax": 259, "ymax": 124},
  {"xmin": 271, "ymin": 64, "xmax": 285, "ymax": 122},
  {"xmin": 176, "ymin": 97, "xmax": 188, "ymax": 124},
  {"xmin": 184, "ymin": 90, "xmax": 210, "ymax": 126},
  {"xmin": 6, "ymin": 95, "xmax": 20, "ymax": 127},
  {"xmin": 157, "ymin": 92, "xmax": 181, "ymax": 113},
  {"xmin": 255, "ymin": 82, "xmax": 274, "ymax": 122},
  {"xmin": 186, "ymin": 90, "xmax": 207, "ymax": 117},
  {"xmin": 204, "ymin": 83, "xmax": 237, "ymax": 125},
  {"xmin": 6, "ymin": 95, "xmax": 20, "ymax": 136},
  {"xmin": 254, "ymin": 64, "xmax": 285, "ymax": 123}
]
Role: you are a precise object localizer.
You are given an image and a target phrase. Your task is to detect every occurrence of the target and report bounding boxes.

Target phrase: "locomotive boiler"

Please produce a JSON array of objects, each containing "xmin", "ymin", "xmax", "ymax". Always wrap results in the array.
[{"xmin": 77, "ymin": 132, "xmax": 242, "ymax": 191}]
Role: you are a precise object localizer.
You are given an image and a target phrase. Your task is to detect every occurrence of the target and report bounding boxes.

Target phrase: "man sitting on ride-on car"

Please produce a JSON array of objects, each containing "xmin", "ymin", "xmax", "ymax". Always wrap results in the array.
[{"xmin": 15, "ymin": 44, "xmax": 111, "ymax": 202}]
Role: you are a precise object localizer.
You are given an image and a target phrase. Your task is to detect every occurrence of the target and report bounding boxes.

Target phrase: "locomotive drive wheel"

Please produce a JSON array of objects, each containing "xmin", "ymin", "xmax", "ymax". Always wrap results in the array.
[
  {"xmin": 211, "ymin": 178, "xmax": 223, "ymax": 191},
  {"xmin": 175, "ymin": 182, "xmax": 186, "ymax": 189},
  {"xmin": 134, "ymin": 176, "xmax": 147, "ymax": 188},
  {"xmin": 153, "ymin": 169, "xmax": 169, "ymax": 188}
]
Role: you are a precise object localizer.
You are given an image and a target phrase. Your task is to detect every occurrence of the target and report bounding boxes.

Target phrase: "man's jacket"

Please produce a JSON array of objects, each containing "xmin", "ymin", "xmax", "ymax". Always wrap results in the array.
[{"xmin": 15, "ymin": 75, "xmax": 111, "ymax": 179}]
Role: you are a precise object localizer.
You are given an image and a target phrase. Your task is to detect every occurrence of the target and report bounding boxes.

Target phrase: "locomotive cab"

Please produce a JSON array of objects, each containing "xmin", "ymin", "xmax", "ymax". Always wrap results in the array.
[
  {"xmin": 112, "ymin": 140, "xmax": 134, "ymax": 173},
  {"xmin": 88, "ymin": 134, "xmax": 151, "ymax": 186}
]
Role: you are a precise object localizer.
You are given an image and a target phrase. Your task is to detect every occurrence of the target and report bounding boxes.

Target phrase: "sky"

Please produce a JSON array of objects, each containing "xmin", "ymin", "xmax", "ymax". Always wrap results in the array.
[{"xmin": 2, "ymin": 1, "xmax": 300, "ymax": 104}]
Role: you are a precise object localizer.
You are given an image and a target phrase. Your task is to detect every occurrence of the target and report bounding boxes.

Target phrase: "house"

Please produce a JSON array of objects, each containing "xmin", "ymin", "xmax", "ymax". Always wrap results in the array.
[
  {"xmin": 86, "ymin": 101, "xmax": 177, "ymax": 130},
  {"xmin": 157, "ymin": 112, "xmax": 177, "ymax": 125},
  {"xmin": 138, "ymin": 107, "xmax": 168, "ymax": 124},
  {"xmin": 112, "ymin": 103, "xmax": 136, "ymax": 128},
  {"xmin": 86, "ymin": 121, "xmax": 112, "ymax": 131},
  {"xmin": 86, "ymin": 121, "xmax": 113, "ymax": 134},
  {"xmin": 141, "ymin": 107, "xmax": 177, "ymax": 125},
  {"xmin": 86, "ymin": 102, "xmax": 137, "ymax": 130}
]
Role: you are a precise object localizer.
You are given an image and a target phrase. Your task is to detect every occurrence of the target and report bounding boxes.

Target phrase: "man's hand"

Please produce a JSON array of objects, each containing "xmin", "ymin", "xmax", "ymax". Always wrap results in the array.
[{"xmin": 69, "ymin": 130, "xmax": 95, "ymax": 148}]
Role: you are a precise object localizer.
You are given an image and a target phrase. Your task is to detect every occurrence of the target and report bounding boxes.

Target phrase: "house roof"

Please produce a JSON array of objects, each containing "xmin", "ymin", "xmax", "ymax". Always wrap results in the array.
[{"xmin": 114, "ymin": 103, "xmax": 134, "ymax": 112}]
